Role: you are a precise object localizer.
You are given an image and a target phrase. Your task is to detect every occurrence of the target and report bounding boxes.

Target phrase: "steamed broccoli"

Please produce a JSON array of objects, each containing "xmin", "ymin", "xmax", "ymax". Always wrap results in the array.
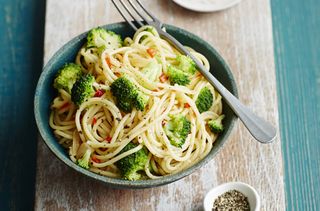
[
  {"xmin": 208, "ymin": 115, "xmax": 225, "ymax": 134},
  {"xmin": 196, "ymin": 87, "xmax": 213, "ymax": 113},
  {"xmin": 87, "ymin": 27, "xmax": 122, "ymax": 50},
  {"xmin": 110, "ymin": 76, "xmax": 149, "ymax": 112},
  {"xmin": 143, "ymin": 26, "xmax": 157, "ymax": 35},
  {"xmin": 166, "ymin": 54, "xmax": 197, "ymax": 86},
  {"xmin": 164, "ymin": 114, "xmax": 191, "ymax": 148},
  {"xmin": 141, "ymin": 60, "xmax": 162, "ymax": 81},
  {"xmin": 135, "ymin": 93, "xmax": 150, "ymax": 111},
  {"xmin": 140, "ymin": 26, "xmax": 158, "ymax": 42},
  {"xmin": 71, "ymin": 74, "xmax": 95, "ymax": 106},
  {"xmin": 176, "ymin": 55, "xmax": 196, "ymax": 75},
  {"xmin": 115, "ymin": 142, "xmax": 148, "ymax": 181},
  {"xmin": 77, "ymin": 148, "xmax": 92, "ymax": 169},
  {"xmin": 53, "ymin": 63, "xmax": 82, "ymax": 93},
  {"xmin": 167, "ymin": 65, "xmax": 190, "ymax": 86}
]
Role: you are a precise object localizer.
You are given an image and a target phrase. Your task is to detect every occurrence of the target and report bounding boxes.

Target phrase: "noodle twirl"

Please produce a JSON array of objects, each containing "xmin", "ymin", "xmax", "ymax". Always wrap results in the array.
[{"xmin": 49, "ymin": 26, "xmax": 224, "ymax": 180}]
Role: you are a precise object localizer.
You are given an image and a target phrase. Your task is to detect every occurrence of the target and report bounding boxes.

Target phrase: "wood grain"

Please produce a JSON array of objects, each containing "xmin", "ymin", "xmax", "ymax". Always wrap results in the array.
[
  {"xmin": 35, "ymin": 0, "xmax": 285, "ymax": 210},
  {"xmin": 271, "ymin": 0, "xmax": 320, "ymax": 210}
]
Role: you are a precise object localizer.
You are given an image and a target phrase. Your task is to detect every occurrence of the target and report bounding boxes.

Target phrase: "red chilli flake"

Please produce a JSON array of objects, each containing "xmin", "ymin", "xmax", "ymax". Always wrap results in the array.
[
  {"xmin": 91, "ymin": 156, "xmax": 101, "ymax": 163},
  {"xmin": 147, "ymin": 48, "xmax": 157, "ymax": 58},
  {"xmin": 60, "ymin": 102, "xmax": 70, "ymax": 110},
  {"xmin": 159, "ymin": 73, "xmax": 168, "ymax": 83},
  {"xmin": 92, "ymin": 118, "xmax": 97, "ymax": 125},
  {"xmin": 184, "ymin": 103, "xmax": 191, "ymax": 108},
  {"xmin": 106, "ymin": 57, "xmax": 112, "ymax": 68},
  {"xmin": 105, "ymin": 136, "xmax": 112, "ymax": 143},
  {"xmin": 94, "ymin": 89, "xmax": 105, "ymax": 97}
]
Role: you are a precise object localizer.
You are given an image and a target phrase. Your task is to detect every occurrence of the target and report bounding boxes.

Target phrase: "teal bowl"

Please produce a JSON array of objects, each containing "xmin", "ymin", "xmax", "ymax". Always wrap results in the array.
[{"xmin": 34, "ymin": 22, "xmax": 238, "ymax": 189}]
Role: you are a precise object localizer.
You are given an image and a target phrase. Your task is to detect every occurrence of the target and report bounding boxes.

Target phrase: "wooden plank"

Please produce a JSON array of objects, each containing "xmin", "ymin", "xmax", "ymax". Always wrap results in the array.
[
  {"xmin": 0, "ymin": 0, "xmax": 45, "ymax": 210},
  {"xmin": 271, "ymin": 0, "xmax": 320, "ymax": 210},
  {"xmin": 35, "ymin": 0, "xmax": 285, "ymax": 210}
]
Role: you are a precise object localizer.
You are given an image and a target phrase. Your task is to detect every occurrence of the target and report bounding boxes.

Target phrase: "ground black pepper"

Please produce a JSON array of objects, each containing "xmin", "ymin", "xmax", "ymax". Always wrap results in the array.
[{"xmin": 212, "ymin": 190, "xmax": 250, "ymax": 211}]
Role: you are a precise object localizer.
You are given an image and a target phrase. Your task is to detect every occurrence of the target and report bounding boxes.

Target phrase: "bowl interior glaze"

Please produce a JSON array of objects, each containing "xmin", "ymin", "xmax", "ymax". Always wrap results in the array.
[{"xmin": 34, "ymin": 22, "xmax": 238, "ymax": 188}]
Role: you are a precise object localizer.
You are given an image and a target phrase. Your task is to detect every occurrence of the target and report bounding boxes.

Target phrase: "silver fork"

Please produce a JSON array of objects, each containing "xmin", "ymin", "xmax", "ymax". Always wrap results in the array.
[{"xmin": 111, "ymin": 0, "xmax": 277, "ymax": 143}]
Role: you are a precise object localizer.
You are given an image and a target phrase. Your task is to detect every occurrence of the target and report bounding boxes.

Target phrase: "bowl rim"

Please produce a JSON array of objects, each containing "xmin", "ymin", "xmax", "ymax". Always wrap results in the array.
[{"xmin": 34, "ymin": 22, "xmax": 238, "ymax": 188}]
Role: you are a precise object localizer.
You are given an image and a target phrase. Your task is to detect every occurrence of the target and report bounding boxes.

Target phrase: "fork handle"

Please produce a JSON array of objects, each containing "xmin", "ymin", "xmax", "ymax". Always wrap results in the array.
[{"xmin": 159, "ymin": 31, "xmax": 277, "ymax": 143}]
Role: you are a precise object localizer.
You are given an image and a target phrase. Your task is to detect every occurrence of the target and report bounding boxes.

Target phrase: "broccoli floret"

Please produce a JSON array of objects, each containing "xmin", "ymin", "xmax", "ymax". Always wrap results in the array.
[
  {"xmin": 167, "ymin": 65, "xmax": 190, "ymax": 86},
  {"xmin": 143, "ymin": 26, "xmax": 157, "ymax": 35},
  {"xmin": 97, "ymin": 45, "xmax": 106, "ymax": 55},
  {"xmin": 110, "ymin": 76, "xmax": 149, "ymax": 112},
  {"xmin": 208, "ymin": 115, "xmax": 225, "ymax": 133},
  {"xmin": 76, "ymin": 148, "xmax": 92, "ymax": 169},
  {"xmin": 71, "ymin": 74, "xmax": 95, "ymax": 106},
  {"xmin": 164, "ymin": 114, "xmax": 191, "ymax": 148},
  {"xmin": 140, "ymin": 26, "xmax": 158, "ymax": 42},
  {"xmin": 133, "ymin": 60, "xmax": 161, "ymax": 90},
  {"xmin": 53, "ymin": 63, "xmax": 82, "ymax": 93},
  {"xmin": 115, "ymin": 142, "xmax": 148, "ymax": 181},
  {"xmin": 196, "ymin": 87, "xmax": 213, "ymax": 113},
  {"xmin": 135, "ymin": 93, "xmax": 149, "ymax": 111},
  {"xmin": 176, "ymin": 55, "xmax": 196, "ymax": 75},
  {"xmin": 141, "ymin": 60, "xmax": 162, "ymax": 81},
  {"xmin": 87, "ymin": 27, "xmax": 122, "ymax": 50}
]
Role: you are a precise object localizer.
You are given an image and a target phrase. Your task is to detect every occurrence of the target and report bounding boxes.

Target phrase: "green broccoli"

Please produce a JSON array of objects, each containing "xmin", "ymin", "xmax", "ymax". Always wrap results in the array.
[
  {"xmin": 141, "ymin": 60, "xmax": 162, "ymax": 81},
  {"xmin": 144, "ymin": 26, "xmax": 157, "ymax": 35},
  {"xmin": 87, "ymin": 27, "xmax": 122, "ymax": 50},
  {"xmin": 132, "ymin": 60, "xmax": 161, "ymax": 90},
  {"xmin": 77, "ymin": 148, "xmax": 92, "ymax": 169},
  {"xmin": 71, "ymin": 74, "xmax": 95, "ymax": 106},
  {"xmin": 196, "ymin": 87, "xmax": 213, "ymax": 113},
  {"xmin": 167, "ymin": 65, "xmax": 190, "ymax": 86},
  {"xmin": 208, "ymin": 115, "xmax": 225, "ymax": 134},
  {"xmin": 135, "ymin": 93, "xmax": 150, "ymax": 111},
  {"xmin": 115, "ymin": 142, "xmax": 148, "ymax": 181},
  {"xmin": 53, "ymin": 63, "xmax": 82, "ymax": 93},
  {"xmin": 140, "ymin": 26, "xmax": 158, "ymax": 42},
  {"xmin": 110, "ymin": 76, "xmax": 149, "ymax": 112},
  {"xmin": 176, "ymin": 55, "xmax": 196, "ymax": 75},
  {"xmin": 164, "ymin": 114, "xmax": 191, "ymax": 148}
]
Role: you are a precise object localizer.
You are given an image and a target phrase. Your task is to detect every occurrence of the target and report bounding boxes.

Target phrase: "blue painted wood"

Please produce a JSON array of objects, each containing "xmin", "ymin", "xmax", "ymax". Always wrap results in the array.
[
  {"xmin": 271, "ymin": 0, "xmax": 320, "ymax": 210},
  {"xmin": 0, "ymin": 0, "xmax": 45, "ymax": 210}
]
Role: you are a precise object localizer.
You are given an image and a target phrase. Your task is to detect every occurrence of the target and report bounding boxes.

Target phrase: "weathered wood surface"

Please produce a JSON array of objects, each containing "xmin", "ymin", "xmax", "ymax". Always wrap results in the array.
[{"xmin": 35, "ymin": 0, "xmax": 285, "ymax": 210}]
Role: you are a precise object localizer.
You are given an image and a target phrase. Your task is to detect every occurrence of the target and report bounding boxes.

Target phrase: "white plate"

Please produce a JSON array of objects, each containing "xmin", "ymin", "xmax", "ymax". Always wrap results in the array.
[{"xmin": 172, "ymin": 0, "xmax": 242, "ymax": 12}]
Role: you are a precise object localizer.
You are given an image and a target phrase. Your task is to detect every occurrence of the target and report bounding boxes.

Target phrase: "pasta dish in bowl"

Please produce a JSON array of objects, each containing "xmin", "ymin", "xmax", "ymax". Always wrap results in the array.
[{"xmin": 35, "ymin": 22, "xmax": 237, "ymax": 188}]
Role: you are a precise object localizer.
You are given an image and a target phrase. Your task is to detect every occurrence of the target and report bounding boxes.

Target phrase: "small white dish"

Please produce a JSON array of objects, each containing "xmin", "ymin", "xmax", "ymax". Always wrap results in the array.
[
  {"xmin": 203, "ymin": 182, "xmax": 260, "ymax": 211},
  {"xmin": 172, "ymin": 0, "xmax": 242, "ymax": 12}
]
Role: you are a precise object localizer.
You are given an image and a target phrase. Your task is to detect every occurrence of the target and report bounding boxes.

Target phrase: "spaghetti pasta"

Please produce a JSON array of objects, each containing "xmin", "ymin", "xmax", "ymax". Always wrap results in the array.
[{"xmin": 49, "ymin": 26, "xmax": 224, "ymax": 180}]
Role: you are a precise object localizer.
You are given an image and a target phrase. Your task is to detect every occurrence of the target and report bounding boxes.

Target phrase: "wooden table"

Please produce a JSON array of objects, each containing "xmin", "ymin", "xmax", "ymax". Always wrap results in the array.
[
  {"xmin": 34, "ymin": 0, "xmax": 285, "ymax": 210},
  {"xmin": 3, "ymin": 0, "xmax": 320, "ymax": 210}
]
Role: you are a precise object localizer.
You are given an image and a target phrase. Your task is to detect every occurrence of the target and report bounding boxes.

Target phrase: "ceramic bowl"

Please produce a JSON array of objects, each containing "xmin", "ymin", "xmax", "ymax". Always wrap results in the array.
[
  {"xmin": 34, "ymin": 22, "xmax": 238, "ymax": 188},
  {"xmin": 203, "ymin": 182, "xmax": 260, "ymax": 211}
]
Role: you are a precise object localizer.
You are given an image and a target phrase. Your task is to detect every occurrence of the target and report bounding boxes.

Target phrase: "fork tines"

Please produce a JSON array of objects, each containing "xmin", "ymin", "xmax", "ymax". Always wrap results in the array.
[{"xmin": 111, "ymin": 0, "xmax": 159, "ymax": 31}]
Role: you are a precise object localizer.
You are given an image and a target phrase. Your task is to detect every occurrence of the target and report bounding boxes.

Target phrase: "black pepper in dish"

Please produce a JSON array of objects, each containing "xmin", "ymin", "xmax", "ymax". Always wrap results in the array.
[{"xmin": 212, "ymin": 190, "xmax": 250, "ymax": 211}]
